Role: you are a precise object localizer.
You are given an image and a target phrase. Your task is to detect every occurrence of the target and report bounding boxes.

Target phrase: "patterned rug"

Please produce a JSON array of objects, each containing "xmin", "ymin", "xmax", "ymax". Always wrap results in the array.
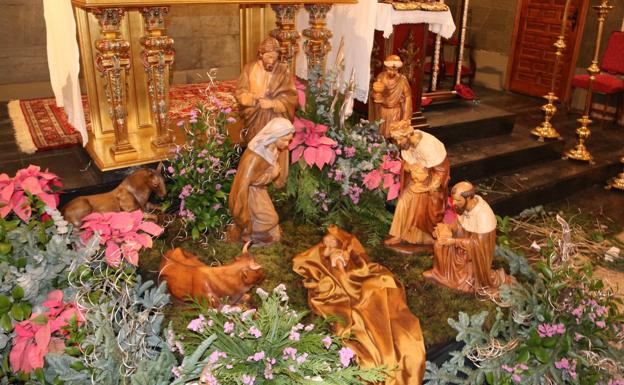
[{"xmin": 8, "ymin": 81, "xmax": 237, "ymax": 154}]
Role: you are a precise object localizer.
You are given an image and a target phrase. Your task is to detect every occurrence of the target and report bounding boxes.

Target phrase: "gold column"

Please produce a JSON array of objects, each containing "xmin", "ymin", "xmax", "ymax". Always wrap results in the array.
[
  {"xmin": 92, "ymin": 8, "xmax": 137, "ymax": 162},
  {"xmin": 564, "ymin": 0, "xmax": 613, "ymax": 163},
  {"xmin": 270, "ymin": 5, "xmax": 301, "ymax": 71},
  {"xmin": 302, "ymin": 4, "xmax": 333, "ymax": 71},
  {"xmin": 531, "ymin": 0, "xmax": 572, "ymax": 141},
  {"xmin": 139, "ymin": 7, "xmax": 175, "ymax": 149}
]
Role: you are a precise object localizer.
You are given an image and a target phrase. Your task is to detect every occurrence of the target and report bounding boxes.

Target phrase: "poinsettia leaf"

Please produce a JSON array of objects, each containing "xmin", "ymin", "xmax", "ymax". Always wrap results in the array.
[
  {"xmin": 138, "ymin": 221, "xmax": 164, "ymax": 237},
  {"xmin": 303, "ymin": 147, "xmax": 317, "ymax": 168}
]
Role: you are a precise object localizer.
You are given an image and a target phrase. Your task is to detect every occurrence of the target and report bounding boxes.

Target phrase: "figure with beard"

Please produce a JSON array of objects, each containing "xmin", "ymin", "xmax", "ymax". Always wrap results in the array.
[
  {"xmin": 385, "ymin": 120, "xmax": 450, "ymax": 247},
  {"xmin": 371, "ymin": 55, "xmax": 413, "ymax": 139},
  {"xmin": 423, "ymin": 181, "xmax": 511, "ymax": 294},
  {"xmin": 235, "ymin": 37, "xmax": 298, "ymax": 144}
]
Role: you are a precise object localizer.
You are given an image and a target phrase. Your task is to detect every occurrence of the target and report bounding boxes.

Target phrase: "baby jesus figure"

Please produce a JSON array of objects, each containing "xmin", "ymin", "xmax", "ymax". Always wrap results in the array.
[{"xmin": 322, "ymin": 233, "xmax": 354, "ymax": 270}]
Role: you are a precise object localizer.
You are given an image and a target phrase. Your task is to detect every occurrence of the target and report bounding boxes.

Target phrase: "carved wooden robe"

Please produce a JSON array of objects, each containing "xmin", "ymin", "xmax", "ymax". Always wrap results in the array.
[
  {"xmin": 389, "ymin": 131, "xmax": 450, "ymax": 245},
  {"xmin": 423, "ymin": 195, "xmax": 509, "ymax": 293},
  {"xmin": 373, "ymin": 71, "xmax": 413, "ymax": 139},
  {"xmin": 235, "ymin": 61, "xmax": 298, "ymax": 143},
  {"xmin": 293, "ymin": 226, "xmax": 426, "ymax": 385},
  {"xmin": 228, "ymin": 149, "xmax": 288, "ymax": 244}
]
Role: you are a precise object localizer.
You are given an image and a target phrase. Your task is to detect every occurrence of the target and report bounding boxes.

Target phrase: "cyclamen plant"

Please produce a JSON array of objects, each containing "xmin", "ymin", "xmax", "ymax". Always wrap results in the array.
[
  {"xmin": 165, "ymin": 102, "xmax": 241, "ymax": 240},
  {"xmin": 424, "ymin": 219, "xmax": 624, "ymax": 385},
  {"xmin": 170, "ymin": 284, "xmax": 387, "ymax": 385}
]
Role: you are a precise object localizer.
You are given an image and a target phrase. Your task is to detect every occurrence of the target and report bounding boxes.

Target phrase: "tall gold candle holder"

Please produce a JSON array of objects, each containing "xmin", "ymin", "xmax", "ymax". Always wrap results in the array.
[
  {"xmin": 607, "ymin": 156, "xmax": 624, "ymax": 190},
  {"xmin": 531, "ymin": 0, "xmax": 571, "ymax": 141},
  {"xmin": 563, "ymin": 0, "xmax": 613, "ymax": 163}
]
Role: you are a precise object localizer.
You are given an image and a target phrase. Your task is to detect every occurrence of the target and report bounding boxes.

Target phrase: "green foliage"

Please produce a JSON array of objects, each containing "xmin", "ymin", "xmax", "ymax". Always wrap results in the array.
[
  {"xmin": 171, "ymin": 285, "xmax": 388, "ymax": 385},
  {"xmin": 425, "ymin": 241, "xmax": 624, "ymax": 385},
  {"xmin": 283, "ymin": 64, "xmax": 398, "ymax": 246},
  {"xmin": 165, "ymin": 104, "xmax": 241, "ymax": 240}
]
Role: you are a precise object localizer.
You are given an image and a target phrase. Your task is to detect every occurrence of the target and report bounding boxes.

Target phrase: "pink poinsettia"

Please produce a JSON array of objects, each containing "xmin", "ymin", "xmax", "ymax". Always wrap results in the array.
[
  {"xmin": 10, "ymin": 290, "xmax": 83, "ymax": 374},
  {"xmin": 289, "ymin": 117, "xmax": 337, "ymax": 170},
  {"xmin": 80, "ymin": 210, "xmax": 164, "ymax": 268},
  {"xmin": 295, "ymin": 78, "xmax": 307, "ymax": 110},
  {"xmin": 0, "ymin": 165, "xmax": 62, "ymax": 222},
  {"xmin": 362, "ymin": 155, "xmax": 402, "ymax": 201}
]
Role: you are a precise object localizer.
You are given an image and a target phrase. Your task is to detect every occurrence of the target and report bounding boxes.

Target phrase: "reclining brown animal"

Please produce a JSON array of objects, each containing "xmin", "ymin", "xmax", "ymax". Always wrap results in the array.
[
  {"xmin": 62, "ymin": 165, "xmax": 166, "ymax": 227},
  {"xmin": 159, "ymin": 243, "xmax": 265, "ymax": 306}
]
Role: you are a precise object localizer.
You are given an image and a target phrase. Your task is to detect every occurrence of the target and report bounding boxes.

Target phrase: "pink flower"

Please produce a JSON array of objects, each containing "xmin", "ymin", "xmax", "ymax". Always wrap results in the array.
[
  {"xmin": 249, "ymin": 326, "xmax": 262, "ymax": 338},
  {"xmin": 247, "ymin": 351, "xmax": 265, "ymax": 362},
  {"xmin": 10, "ymin": 290, "xmax": 82, "ymax": 374},
  {"xmin": 512, "ymin": 374, "xmax": 522, "ymax": 383},
  {"xmin": 80, "ymin": 210, "xmax": 163, "ymax": 268},
  {"xmin": 339, "ymin": 347, "xmax": 355, "ymax": 367},
  {"xmin": 0, "ymin": 165, "xmax": 62, "ymax": 222},
  {"xmin": 223, "ymin": 322, "xmax": 234, "ymax": 334},
  {"xmin": 290, "ymin": 117, "xmax": 337, "ymax": 170},
  {"xmin": 555, "ymin": 358, "xmax": 569, "ymax": 370},
  {"xmin": 343, "ymin": 146, "xmax": 356, "ymax": 158},
  {"xmin": 282, "ymin": 347, "xmax": 297, "ymax": 360},
  {"xmin": 322, "ymin": 336, "xmax": 332, "ymax": 349},
  {"xmin": 242, "ymin": 374, "xmax": 255, "ymax": 385},
  {"xmin": 187, "ymin": 315, "xmax": 207, "ymax": 332},
  {"xmin": 296, "ymin": 352, "xmax": 308, "ymax": 364},
  {"xmin": 596, "ymin": 320, "xmax": 606, "ymax": 328}
]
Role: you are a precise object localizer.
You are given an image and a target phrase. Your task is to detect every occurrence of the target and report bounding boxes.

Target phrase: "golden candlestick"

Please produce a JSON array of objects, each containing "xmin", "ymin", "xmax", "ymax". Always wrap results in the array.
[
  {"xmin": 531, "ymin": 0, "xmax": 571, "ymax": 141},
  {"xmin": 607, "ymin": 155, "xmax": 624, "ymax": 190},
  {"xmin": 563, "ymin": 0, "xmax": 613, "ymax": 163}
]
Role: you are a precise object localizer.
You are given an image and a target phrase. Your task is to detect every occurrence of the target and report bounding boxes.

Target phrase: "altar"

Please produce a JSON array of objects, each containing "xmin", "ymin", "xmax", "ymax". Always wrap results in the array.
[{"xmin": 70, "ymin": 0, "xmax": 356, "ymax": 171}]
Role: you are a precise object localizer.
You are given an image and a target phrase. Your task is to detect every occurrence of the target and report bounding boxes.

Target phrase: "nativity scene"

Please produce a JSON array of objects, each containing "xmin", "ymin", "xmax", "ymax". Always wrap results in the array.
[{"xmin": 1, "ymin": 1, "xmax": 624, "ymax": 385}]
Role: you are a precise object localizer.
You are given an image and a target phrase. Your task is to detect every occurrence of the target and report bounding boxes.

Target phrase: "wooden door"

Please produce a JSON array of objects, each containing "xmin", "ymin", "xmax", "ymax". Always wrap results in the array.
[{"xmin": 507, "ymin": 0, "xmax": 588, "ymax": 101}]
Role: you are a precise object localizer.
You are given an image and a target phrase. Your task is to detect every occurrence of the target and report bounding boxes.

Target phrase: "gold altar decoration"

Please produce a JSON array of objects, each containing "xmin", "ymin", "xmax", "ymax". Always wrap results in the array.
[
  {"xmin": 72, "ymin": 0, "xmax": 355, "ymax": 171},
  {"xmin": 270, "ymin": 5, "xmax": 301, "ymax": 71},
  {"xmin": 563, "ymin": 0, "xmax": 613, "ymax": 164},
  {"xmin": 380, "ymin": 0, "xmax": 449, "ymax": 12},
  {"xmin": 531, "ymin": 0, "xmax": 572, "ymax": 141}
]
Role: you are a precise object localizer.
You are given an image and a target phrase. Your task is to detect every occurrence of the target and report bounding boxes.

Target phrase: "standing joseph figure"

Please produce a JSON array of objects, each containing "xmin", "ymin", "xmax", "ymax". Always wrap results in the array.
[{"xmin": 235, "ymin": 37, "xmax": 298, "ymax": 144}]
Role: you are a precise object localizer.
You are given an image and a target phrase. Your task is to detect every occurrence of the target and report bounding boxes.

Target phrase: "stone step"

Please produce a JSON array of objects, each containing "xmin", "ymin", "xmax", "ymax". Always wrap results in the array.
[
  {"xmin": 447, "ymin": 133, "xmax": 564, "ymax": 184},
  {"xmin": 423, "ymin": 101, "xmax": 516, "ymax": 145},
  {"xmin": 479, "ymin": 156, "xmax": 622, "ymax": 217}
]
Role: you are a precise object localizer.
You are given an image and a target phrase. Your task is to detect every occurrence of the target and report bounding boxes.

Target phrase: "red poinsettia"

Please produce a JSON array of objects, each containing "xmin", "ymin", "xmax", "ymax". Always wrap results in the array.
[
  {"xmin": 80, "ymin": 210, "xmax": 163, "ymax": 268},
  {"xmin": 9, "ymin": 290, "xmax": 83, "ymax": 374},
  {"xmin": 0, "ymin": 165, "xmax": 62, "ymax": 222},
  {"xmin": 362, "ymin": 155, "xmax": 402, "ymax": 201},
  {"xmin": 289, "ymin": 117, "xmax": 338, "ymax": 170}
]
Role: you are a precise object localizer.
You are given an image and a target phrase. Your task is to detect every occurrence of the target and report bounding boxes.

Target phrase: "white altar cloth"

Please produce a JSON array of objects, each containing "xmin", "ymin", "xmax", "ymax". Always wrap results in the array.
[{"xmin": 295, "ymin": 2, "xmax": 456, "ymax": 102}]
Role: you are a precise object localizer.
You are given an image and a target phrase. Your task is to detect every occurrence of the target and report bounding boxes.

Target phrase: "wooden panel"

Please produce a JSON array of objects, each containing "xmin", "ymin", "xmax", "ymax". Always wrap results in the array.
[{"xmin": 508, "ymin": 0, "xmax": 587, "ymax": 100}]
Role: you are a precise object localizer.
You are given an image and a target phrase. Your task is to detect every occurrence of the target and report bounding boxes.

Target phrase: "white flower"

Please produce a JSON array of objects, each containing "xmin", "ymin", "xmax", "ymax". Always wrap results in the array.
[
  {"xmin": 256, "ymin": 288, "xmax": 269, "ymax": 299},
  {"xmin": 304, "ymin": 376, "xmax": 323, "ymax": 382}
]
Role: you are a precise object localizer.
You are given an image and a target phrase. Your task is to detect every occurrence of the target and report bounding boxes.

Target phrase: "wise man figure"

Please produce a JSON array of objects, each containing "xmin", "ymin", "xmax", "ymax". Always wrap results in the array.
[
  {"xmin": 235, "ymin": 37, "xmax": 298, "ymax": 144},
  {"xmin": 385, "ymin": 120, "xmax": 450, "ymax": 247},
  {"xmin": 423, "ymin": 181, "xmax": 510, "ymax": 294},
  {"xmin": 371, "ymin": 55, "xmax": 413, "ymax": 139}
]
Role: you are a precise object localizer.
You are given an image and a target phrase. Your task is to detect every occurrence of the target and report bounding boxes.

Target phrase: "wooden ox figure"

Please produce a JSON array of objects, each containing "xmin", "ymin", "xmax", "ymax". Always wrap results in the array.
[
  {"xmin": 159, "ymin": 243, "xmax": 265, "ymax": 306},
  {"xmin": 62, "ymin": 165, "xmax": 166, "ymax": 227}
]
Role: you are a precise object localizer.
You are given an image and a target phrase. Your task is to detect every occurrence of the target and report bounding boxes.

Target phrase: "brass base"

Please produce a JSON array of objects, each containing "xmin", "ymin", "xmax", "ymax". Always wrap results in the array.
[
  {"xmin": 531, "ymin": 122, "xmax": 561, "ymax": 141},
  {"xmin": 563, "ymin": 144, "xmax": 594, "ymax": 164},
  {"xmin": 87, "ymin": 124, "xmax": 185, "ymax": 171},
  {"xmin": 607, "ymin": 173, "xmax": 624, "ymax": 190}
]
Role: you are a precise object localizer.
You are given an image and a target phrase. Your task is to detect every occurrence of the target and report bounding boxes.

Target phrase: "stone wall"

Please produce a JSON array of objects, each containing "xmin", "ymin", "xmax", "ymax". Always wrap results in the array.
[{"xmin": 0, "ymin": 2, "xmax": 241, "ymax": 100}]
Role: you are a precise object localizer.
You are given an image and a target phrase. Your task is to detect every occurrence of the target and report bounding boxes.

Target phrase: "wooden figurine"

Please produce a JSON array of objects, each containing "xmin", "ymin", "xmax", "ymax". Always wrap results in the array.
[
  {"xmin": 159, "ymin": 242, "xmax": 265, "ymax": 306},
  {"xmin": 235, "ymin": 36, "xmax": 298, "ymax": 144},
  {"xmin": 228, "ymin": 117, "xmax": 294, "ymax": 245},
  {"xmin": 62, "ymin": 165, "xmax": 166, "ymax": 227},
  {"xmin": 423, "ymin": 181, "xmax": 511, "ymax": 294},
  {"xmin": 371, "ymin": 55, "xmax": 413, "ymax": 139},
  {"xmin": 385, "ymin": 120, "xmax": 450, "ymax": 251}
]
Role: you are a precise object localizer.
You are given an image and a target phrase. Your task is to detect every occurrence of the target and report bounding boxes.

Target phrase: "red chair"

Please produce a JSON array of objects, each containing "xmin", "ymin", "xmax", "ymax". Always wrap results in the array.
[
  {"xmin": 570, "ymin": 31, "xmax": 624, "ymax": 127},
  {"xmin": 424, "ymin": 33, "xmax": 476, "ymax": 88}
]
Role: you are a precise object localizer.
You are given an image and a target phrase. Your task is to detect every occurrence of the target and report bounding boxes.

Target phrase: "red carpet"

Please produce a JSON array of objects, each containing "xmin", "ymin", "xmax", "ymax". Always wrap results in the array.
[{"xmin": 8, "ymin": 81, "xmax": 237, "ymax": 153}]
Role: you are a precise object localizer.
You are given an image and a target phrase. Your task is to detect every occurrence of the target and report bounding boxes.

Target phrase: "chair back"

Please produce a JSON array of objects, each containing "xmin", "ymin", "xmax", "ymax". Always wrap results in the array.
[{"xmin": 601, "ymin": 31, "xmax": 624, "ymax": 74}]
